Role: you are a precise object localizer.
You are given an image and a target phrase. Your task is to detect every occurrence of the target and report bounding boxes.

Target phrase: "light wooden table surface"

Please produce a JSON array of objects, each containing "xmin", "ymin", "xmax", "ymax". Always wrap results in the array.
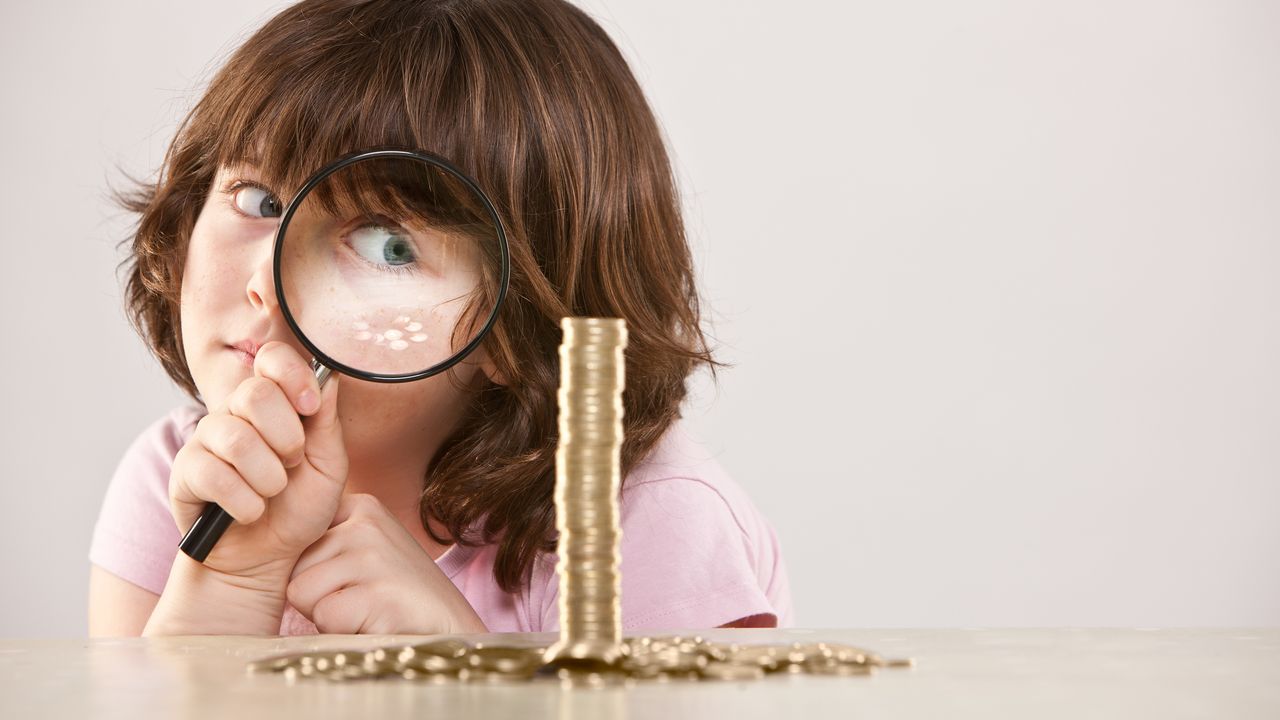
[{"xmin": 3, "ymin": 628, "xmax": 1277, "ymax": 719}]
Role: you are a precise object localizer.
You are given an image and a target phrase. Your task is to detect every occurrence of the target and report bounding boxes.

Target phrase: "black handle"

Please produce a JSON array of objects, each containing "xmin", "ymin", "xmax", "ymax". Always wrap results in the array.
[{"xmin": 179, "ymin": 502, "xmax": 235, "ymax": 562}]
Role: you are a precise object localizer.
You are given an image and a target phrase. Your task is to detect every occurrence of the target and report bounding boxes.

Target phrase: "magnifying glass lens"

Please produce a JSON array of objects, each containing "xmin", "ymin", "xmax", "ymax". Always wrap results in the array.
[{"xmin": 278, "ymin": 155, "xmax": 504, "ymax": 378}]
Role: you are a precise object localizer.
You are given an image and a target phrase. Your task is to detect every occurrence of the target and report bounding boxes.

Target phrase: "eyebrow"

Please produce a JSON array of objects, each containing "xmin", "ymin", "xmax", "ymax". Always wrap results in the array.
[
  {"xmin": 216, "ymin": 164, "xmax": 277, "ymax": 194},
  {"xmin": 223, "ymin": 161, "xmax": 264, "ymax": 176}
]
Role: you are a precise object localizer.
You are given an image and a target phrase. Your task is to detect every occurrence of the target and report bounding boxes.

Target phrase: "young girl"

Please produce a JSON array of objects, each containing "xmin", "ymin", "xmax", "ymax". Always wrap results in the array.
[{"xmin": 88, "ymin": 0, "xmax": 792, "ymax": 636}]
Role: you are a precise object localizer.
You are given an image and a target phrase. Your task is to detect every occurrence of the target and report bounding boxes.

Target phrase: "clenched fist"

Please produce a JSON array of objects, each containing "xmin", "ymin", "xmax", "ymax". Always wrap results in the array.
[{"xmin": 169, "ymin": 341, "xmax": 347, "ymax": 580}]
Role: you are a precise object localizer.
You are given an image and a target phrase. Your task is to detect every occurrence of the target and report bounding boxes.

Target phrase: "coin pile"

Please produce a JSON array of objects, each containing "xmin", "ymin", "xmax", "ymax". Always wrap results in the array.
[
  {"xmin": 247, "ymin": 636, "xmax": 914, "ymax": 684},
  {"xmin": 247, "ymin": 317, "xmax": 913, "ymax": 685}
]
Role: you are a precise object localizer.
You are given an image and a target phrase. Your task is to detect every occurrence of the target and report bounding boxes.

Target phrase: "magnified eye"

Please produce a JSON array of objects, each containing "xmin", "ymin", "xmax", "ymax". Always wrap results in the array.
[
  {"xmin": 232, "ymin": 184, "xmax": 282, "ymax": 218},
  {"xmin": 348, "ymin": 225, "xmax": 418, "ymax": 267}
]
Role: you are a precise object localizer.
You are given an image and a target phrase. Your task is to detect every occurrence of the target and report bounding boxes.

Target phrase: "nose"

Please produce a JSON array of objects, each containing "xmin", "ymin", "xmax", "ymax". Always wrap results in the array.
[{"xmin": 245, "ymin": 231, "xmax": 279, "ymax": 312}]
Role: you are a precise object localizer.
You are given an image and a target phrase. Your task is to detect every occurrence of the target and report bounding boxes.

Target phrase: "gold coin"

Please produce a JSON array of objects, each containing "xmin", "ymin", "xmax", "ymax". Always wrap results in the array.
[
  {"xmin": 555, "ymin": 666, "xmax": 628, "ymax": 688},
  {"xmin": 395, "ymin": 646, "xmax": 417, "ymax": 666},
  {"xmin": 321, "ymin": 665, "xmax": 369, "ymax": 682},
  {"xmin": 411, "ymin": 638, "xmax": 471, "ymax": 658},
  {"xmin": 728, "ymin": 645, "xmax": 781, "ymax": 671},
  {"xmin": 404, "ymin": 653, "xmax": 466, "ymax": 674},
  {"xmin": 806, "ymin": 660, "xmax": 875, "ymax": 677},
  {"xmin": 700, "ymin": 662, "xmax": 766, "ymax": 681},
  {"xmin": 361, "ymin": 648, "xmax": 399, "ymax": 676},
  {"xmin": 467, "ymin": 646, "xmax": 545, "ymax": 676},
  {"xmin": 246, "ymin": 653, "xmax": 298, "ymax": 674}
]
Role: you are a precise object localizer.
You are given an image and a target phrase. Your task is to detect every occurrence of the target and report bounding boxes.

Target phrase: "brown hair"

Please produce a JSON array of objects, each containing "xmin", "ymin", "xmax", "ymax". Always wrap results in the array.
[{"xmin": 115, "ymin": 0, "xmax": 720, "ymax": 593}]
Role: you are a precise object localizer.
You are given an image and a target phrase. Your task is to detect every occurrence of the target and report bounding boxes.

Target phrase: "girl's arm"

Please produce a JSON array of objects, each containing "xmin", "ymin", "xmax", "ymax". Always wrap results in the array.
[
  {"xmin": 142, "ymin": 553, "xmax": 294, "ymax": 636},
  {"xmin": 88, "ymin": 564, "xmax": 161, "ymax": 637}
]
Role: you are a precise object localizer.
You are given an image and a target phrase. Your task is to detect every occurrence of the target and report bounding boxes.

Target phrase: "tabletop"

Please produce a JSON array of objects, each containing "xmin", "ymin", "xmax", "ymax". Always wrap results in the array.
[{"xmin": 3, "ymin": 628, "xmax": 1278, "ymax": 719}]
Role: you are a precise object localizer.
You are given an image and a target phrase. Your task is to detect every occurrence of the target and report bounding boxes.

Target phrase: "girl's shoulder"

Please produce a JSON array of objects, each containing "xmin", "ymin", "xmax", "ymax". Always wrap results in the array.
[
  {"xmin": 115, "ymin": 404, "xmax": 206, "ymax": 485},
  {"xmin": 621, "ymin": 424, "xmax": 771, "ymax": 541},
  {"xmin": 160, "ymin": 404, "xmax": 207, "ymax": 446},
  {"xmin": 522, "ymin": 424, "xmax": 794, "ymax": 631},
  {"xmin": 128, "ymin": 403, "xmax": 205, "ymax": 452}
]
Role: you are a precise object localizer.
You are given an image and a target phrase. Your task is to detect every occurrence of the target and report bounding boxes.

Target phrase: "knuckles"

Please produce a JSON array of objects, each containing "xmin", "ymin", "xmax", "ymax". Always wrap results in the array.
[
  {"xmin": 344, "ymin": 493, "xmax": 387, "ymax": 520},
  {"xmin": 237, "ymin": 376, "xmax": 278, "ymax": 408},
  {"xmin": 203, "ymin": 461, "xmax": 238, "ymax": 497},
  {"xmin": 284, "ymin": 577, "xmax": 305, "ymax": 608},
  {"xmin": 288, "ymin": 363, "xmax": 315, "ymax": 393},
  {"xmin": 221, "ymin": 419, "xmax": 261, "ymax": 461},
  {"xmin": 336, "ymin": 493, "xmax": 390, "ymax": 539},
  {"xmin": 311, "ymin": 592, "xmax": 343, "ymax": 632},
  {"xmin": 257, "ymin": 341, "xmax": 309, "ymax": 379}
]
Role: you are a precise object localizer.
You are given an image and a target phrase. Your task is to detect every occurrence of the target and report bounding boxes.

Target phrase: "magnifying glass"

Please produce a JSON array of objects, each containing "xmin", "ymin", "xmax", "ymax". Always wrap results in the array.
[{"xmin": 178, "ymin": 148, "xmax": 511, "ymax": 563}]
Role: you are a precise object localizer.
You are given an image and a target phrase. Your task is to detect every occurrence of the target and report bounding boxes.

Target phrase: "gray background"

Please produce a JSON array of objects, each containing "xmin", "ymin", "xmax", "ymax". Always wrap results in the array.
[{"xmin": 1, "ymin": 0, "xmax": 1276, "ymax": 637}]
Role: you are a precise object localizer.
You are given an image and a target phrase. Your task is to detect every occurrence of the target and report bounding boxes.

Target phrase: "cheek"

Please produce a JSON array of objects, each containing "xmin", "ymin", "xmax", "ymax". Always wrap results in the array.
[
  {"xmin": 179, "ymin": 222, "xmax": 221, "ymax": 350},
  {"xmin": 181, "ymin": 211, "xmax": 260, "ymax": 317},
  {"xmin": 179, "ymin": 209, "xmax": 261, "ymax": 395}
]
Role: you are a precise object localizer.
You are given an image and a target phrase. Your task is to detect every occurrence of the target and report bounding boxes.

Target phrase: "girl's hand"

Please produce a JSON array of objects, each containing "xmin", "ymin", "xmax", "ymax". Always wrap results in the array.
[
  {"xmin": 286, "ymin": 493, "xmax": 489, "ymax": 635},
  {"xmin": 169, "ymin": 341, "xmax": 348, "ymax": 581}
]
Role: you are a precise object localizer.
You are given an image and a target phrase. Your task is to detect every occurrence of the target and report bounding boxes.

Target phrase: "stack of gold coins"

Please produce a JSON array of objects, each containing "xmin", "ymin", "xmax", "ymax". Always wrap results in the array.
[{"xmin": 542, "ymin": 317, "xmax": 628, "ymax": 670}]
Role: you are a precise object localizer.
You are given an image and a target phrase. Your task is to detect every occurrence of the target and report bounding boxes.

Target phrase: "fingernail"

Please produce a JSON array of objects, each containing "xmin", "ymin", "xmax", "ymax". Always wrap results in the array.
[{"xmin": 298, "ymin": 390, "xmax": 319, "ymax": 414}]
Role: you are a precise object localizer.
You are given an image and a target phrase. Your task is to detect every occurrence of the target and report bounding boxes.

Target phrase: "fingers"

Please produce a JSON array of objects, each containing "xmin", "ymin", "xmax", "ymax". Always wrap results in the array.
[
  {"xmin": 300, "ymin": 374, "xmax": 346, "ymax": 479},
  {"xmin": 311, "ymin": 585, "xmax": 372, "ymax": 635},
  {"xmin": 253, "ymin": 341, "xmax": 322, "ymax": 416},
  {"xmin": 286, "ymin": 550, "xmax": 365, "ymax": 622},
  {"xmin": 289, "ymin": 495, "xmax": 382, "ymax": 580},
  {"xmin": 171, "ymin": 444, "xmax": 267, "ymax": 528},
  {"xmin": 328, "ymin": 491, "xmax": 385, "ymax": 528},
  {"xmin": 289, "ymin": 525, "xmax": 346, "ymax": 581},
  {"xmin": 195, "ymin": 413, "xmax": 289, "ymax": 501},
  {"xmin": 226, "ymin": 376, "xmax": 307, "ymax": 468}
]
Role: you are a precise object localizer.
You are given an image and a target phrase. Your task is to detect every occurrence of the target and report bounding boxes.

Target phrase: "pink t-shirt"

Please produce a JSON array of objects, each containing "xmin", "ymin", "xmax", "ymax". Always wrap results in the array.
[{"xmin": 89, "ymin": 405, "xmax": 794, "ymax": 634}]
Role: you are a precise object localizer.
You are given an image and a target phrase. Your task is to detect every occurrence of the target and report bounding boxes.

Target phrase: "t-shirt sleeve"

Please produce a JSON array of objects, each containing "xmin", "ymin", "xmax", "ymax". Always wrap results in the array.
[
  {"xmin": 88, "ymin": 407, "xmax": 201, "ymax": 596},
  {"xmin": 539, "ymin": 476, "xmax": 781, "ymax": 632}
]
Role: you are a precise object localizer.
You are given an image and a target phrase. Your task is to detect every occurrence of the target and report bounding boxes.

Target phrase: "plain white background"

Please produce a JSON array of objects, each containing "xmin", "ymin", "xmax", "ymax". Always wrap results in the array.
[{"xmin": 0, "ymin": 0, "xmax": 1276, "ymax": 638}]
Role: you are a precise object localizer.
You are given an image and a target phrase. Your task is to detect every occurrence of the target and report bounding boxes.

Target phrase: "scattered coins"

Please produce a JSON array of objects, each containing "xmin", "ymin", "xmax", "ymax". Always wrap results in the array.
[{"xmin": 248, "ymin": 636, "xmax": 914, "ymax": 683}]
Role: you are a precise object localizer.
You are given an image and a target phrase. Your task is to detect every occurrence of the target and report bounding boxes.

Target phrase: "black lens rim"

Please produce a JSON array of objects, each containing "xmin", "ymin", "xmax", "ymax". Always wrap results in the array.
[{"xmin": 272, "ymin": 148, "xmax": 512, "ymax": 383}]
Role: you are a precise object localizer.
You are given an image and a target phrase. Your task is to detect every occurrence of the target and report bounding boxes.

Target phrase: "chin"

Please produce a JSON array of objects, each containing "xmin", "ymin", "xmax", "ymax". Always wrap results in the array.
[{"xmin": 188, "ymin": 360, "xmax": 237, "ymax": 411}]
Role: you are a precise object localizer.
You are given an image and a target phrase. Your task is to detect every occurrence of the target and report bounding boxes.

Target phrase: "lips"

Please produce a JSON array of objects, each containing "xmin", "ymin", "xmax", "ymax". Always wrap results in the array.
[
  {"xmin": 231, "ymin": 339, "xmax": 262, "ymax": 356},
  {"xmin": 229, "ymin": 340, "xmax": 262, "ymax": 368}
]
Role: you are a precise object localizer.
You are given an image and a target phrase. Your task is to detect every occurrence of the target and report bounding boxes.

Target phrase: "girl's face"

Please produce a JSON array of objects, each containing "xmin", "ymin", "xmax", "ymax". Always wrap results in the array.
[{"xmin": 180, "ymin": 163, "xmax": 488, "ymax": 483}]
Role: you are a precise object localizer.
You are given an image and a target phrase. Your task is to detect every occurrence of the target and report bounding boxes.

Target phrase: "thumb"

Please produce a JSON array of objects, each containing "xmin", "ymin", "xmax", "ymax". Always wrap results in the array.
[{"xmin": 301, "ymin": 373, "xmax": 346, "ymax": 481}]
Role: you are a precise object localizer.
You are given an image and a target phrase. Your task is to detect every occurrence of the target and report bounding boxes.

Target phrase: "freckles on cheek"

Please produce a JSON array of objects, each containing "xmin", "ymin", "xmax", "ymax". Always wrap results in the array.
[
  {"xmin": 182, "ymin": 217, "xmax": 219, "ymax": 296},
  {"xmin": 183, "ymin": 225, "xmax": 254, "ymax": 304}
]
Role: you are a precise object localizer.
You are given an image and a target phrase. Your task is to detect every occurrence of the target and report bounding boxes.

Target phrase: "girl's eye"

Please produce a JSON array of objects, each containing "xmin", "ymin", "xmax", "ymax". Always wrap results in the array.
[
  {"xmin": 231, "ymin": 184, "xmax": 282, "ymax": 218},
  {"xmin": 348, "ymin": 225, "xmax": 418, "ymax": 268}
]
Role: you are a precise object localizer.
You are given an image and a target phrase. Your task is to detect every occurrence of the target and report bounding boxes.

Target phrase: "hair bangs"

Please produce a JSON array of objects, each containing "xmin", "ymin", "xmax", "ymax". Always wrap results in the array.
[{"xmin": 201, "ymin": 14, "xmax": 465, "ymax": 206}]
